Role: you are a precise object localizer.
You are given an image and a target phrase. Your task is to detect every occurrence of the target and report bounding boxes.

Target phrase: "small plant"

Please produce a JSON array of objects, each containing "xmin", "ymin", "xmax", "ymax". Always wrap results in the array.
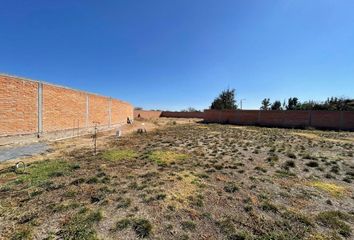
[
  {"xmin": 114, "ymin": 217, "xmax": 152, "ymax": 238},
  {"xmin": 266, "ymin": 154, "xmax": 279, "ymax": 163},
  {"xmin": 224, "ymin": 182, "xmax": 239, "ymax": 193},
  {"xmin": 181, "ymin": 221, "xmax": 196, "ymax": 231},
  {"xmin": 115, "ymin": 218, "xmax": 131, "ymax": 230},
  {"xmin": 132, "ymin": 218, "xmax": 153, "ymax": 238},
  {"xmin": 286, "ymin": 152, "xmax": 297, "ymax": 159},
  {"xmin": 260, "ymin": 201, "xmax": 278, "ymax": 212},
  {"xmin": 216, "ymin": 216, "xmax": 235, "ymax": 235},
  {"xmin": 10, "ymin": 227, "xmax": 32, "ymax": 240},
  {"xmin": 116, "ymin": 197, "xmax": 132, "ymax": 209},
  {"xmin": 310, "ymin": 181, "xmax": 346, "ymax": 197},
  {"xmin": 283, "ymin": 160, "xmax": 295, "ymax": 169},
  {"xmin": 59, "ymin": 209, "xmax": 103, "ymax": 239},
  {"xmin": 316, "ymin": 211, "xmax": 352, "ymax": 237},
  {"xmin": 102, "ymin": 149, "xmax": 137, "ymax": 161},
  {"xmin": 306, "ymin": 161, "xmax": 319, "ymax": 168},
  {"xmin": 148, "ymin": 150, "xmax": 188, "ymax": 165}
]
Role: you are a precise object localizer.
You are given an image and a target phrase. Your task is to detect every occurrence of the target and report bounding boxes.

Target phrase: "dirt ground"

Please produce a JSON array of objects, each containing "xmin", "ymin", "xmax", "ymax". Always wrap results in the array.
[{"xmin": 0, "ymin": 119, "xmax": 353, "ymax": 240}]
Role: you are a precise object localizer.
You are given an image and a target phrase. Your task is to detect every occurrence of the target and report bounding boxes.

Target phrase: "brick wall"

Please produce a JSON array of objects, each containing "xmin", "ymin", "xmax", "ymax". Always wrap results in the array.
[
  {"xmin": 111, "ymin": 99, "xmax": 134, "ymax": 126},
  {"xmin": 0, "ymin": 74, "xmax": 133, "ymax": 138},
  {"xmin": 134, "ymin": 110, "xmax": 162, "ymax": 119},
  {"xmin": 160, "ymin": 111, "xmax": 204, "ymax": 118},
  {"xmin": 204, "ymin": 110, "xmax": 354, "ymax": 130},
  {"xmin": 134, "ymin": 110, "xmax": 204, "ymax": 119},
  {"xmin": 0, "ymin": 76, "xmax": 38, "ymax": 136},
  {"xmin": 43, "ymin": 84, "xmax": 87, "ymax": 132}
]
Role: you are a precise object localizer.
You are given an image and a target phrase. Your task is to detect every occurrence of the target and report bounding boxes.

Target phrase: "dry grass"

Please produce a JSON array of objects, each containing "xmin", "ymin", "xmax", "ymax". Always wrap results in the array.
[
  {"xmin": 0, "ymin": 119, "xmax": 353, "ymax": 239},
  {"xmin": 309, "ymin": 181, "xmax": 346, "ymax": 197}
]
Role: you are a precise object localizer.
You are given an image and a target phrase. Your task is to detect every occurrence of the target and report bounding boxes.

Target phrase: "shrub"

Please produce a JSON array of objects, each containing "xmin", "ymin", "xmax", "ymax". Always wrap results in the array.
[
  {"xmin": 316, "ymin": 211, "xmax": 352, "ymax": 237},
  {"xmin": 224, "ymin": 182, "xmax": 239, "ymax": 193},
  {"xmin": 132, "ymin": 218, "xmax": 153, "ymax": 238},
  {"xmin": 181, "ymin": 221, "xmax": 196, "ymax": 231},
  {"xmin": 306, "ymin": 161, "xmax": 319, "ymax": 168}
]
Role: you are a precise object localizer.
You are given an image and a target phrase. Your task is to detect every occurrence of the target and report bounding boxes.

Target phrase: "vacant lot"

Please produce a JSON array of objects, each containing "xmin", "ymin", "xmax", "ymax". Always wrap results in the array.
[{"xmin": 1, "ymin": 120, "xmax": 353, "ymax": 240}]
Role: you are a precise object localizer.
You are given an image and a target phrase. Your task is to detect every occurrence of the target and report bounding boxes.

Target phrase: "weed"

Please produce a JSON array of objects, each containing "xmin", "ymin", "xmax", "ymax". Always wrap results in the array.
[
  {"xmin": 224, "ymin": 182, "xmax": 239, "ymax": 193},
  {"xmin": 10, "ymin": 227, "xmax": 32, "ymax": 240},
  {"xmin": 102, "ymin": 149, "xmax": 137, "ymax": 161},
  {"xmin": 216, "ymin": 216, "xmax": 235, "ymax": 235},
  {"xmin": 59, "ymin": 209, "xmax": 102, "ymax": 239},
  {"xmin": 181, "ymin": 221, "xmax": 196, "ymax": 231},
  {"xmin": 116, "ymin": 197, "xmax": 132, "ymax": 209},
  {"xmin": 115, "ymin": 218, "xmax": 131, "ymax": 230},
  {"xmin": 260, "ymin": 201, "xmax": 278, "ymax": 212},
  {"xmin": 306, "ymin": 161, "xmax": 319, "ymax": 168},
  {"xmin": 287, "ymin": 152, "xmax": 297, "ymax": 159},
  {"xmin": 148, "ymin": 151, "xmax": 188, "ymax": 165},
  {"xmin": 316, "ymin": 211, "xmax": 352, "ymax": 237},
  {"xmin": 132, "ymin": 218, "xmax": 153, "ymax": 238},
  {"xmin": 14, "ymin": 160, "xmax": 72, "ymax": 187},
  {"xmin": 266, "ymin": 154, "xmax": 279, "ymax": 164},
  {"xmin": 310, "ymin": 181, "xmax": 346, "ymax": 197},
  {"xmin": 283, "ymin": 160, "xmax": 295, "ymax": 169}
]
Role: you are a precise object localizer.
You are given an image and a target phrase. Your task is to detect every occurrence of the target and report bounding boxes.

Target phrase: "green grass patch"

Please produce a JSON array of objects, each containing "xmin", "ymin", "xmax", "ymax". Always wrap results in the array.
[
  {"xmin": 12, "ymin": 160, "xmax": 74, "ymax": 187},
  {"xmin": 114, "ymin": 218, "xmax": 152, "ymax": 238},
  {"xmin": 59, "ymin": 208, "xmax": 103, "ymax": 240},
  {"xmin": 148, "ymin": 150, "xmax": 188, "ymax": 165},
  {"xmin": 102, "ymin": 149, "xmax": 137, "ymax": 161},
  {"xmin": 316, "ymin": 211, "xmax": 352, "ymax": 237}
]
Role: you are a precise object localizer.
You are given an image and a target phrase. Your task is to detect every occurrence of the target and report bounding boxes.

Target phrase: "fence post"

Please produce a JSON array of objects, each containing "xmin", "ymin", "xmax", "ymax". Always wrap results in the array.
[
  {"xmin": 339, "ymin": 111, "xmax": 344, "ymax": 130},
  {"xmin": 37, "ymin": 82, "xmax": 43, "ymax": 136},
  {"xmin": 308, "ymin": 111, "xmax": 312, "ymax": 128},
  {"xmin": 257, "ymin": 110, "xmax": 261, "ymax": 125}
]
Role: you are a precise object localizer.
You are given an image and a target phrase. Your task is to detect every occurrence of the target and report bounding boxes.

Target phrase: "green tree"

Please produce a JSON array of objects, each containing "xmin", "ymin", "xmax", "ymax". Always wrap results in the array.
[
  {"xmin": 182, "ymin": 107, "xmax": 200, "ymax": 112},
  {"xmin": 260, "ymin": 98, "xmax": 271, "ymax": 110},
  {"xmin": 271, "ymin": 100, "xmax": 282, "ymax": 110},
  {"xmin": 286, "ymin": 97, "xmax": 300, "ymax": 110},
  {"xmin": 210, "ymin": 88, "xmax": 237, "ymax": 110}
]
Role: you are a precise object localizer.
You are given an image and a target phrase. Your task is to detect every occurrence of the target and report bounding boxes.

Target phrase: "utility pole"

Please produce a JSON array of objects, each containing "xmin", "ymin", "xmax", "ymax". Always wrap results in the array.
[{"xmin": 240, "ymin": 99, "xmax": 246, "ymax": 110}]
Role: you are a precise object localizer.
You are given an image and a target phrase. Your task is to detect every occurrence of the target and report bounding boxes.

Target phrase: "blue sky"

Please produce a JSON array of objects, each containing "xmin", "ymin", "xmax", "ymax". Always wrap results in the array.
[{"xmin": 1, "ymin": 0, "xmax": 353, "ymax": 110}]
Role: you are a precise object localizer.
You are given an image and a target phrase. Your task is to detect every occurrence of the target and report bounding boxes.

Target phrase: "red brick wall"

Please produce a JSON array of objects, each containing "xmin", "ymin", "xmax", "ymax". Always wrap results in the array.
[
  {"xmin": 204, "ymin": 110, "xmax": 354, "ymax": 130},
  {"xmin": 0, "ymin": 75, "xmax": 133, "ymax": 137},
  {"xmin": 342, "ymin": 112, "xmax": 354, "ymax": 130},
  {"xmin": 134, "ymin": 110, "xmax": 204, "ymax": 119},
  {"xmin": 111, "ymin": 99, "xmax": 133, "ymax": 124},
  {"xmin": 236, "ymin": 110, "xmax": 258, "ymax": 125},
  {"xmin": 43, "ymin": 84, "xmax": 86, "ymax": 132},
  {"xmin": 160, "ymin": 111, "xmax": 204, "ymax": 118},
  {"xmin": 134, "ymin": 110, "xmax": 162, "ymax": 119},
  {"xmin": 0, "ymin": 76, "xmax": 38, "ymax": 136},
  {"xmin": 310, "ymin": 111, "xmax": 341, "ymax": 129},
  {"xmin": 88, "ymin": 94, "xmax": 110, "ymax": 127}
]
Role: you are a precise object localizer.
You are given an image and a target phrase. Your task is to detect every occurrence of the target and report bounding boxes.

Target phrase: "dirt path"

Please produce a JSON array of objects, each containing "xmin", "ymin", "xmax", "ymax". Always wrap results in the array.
[{"xmin": 0, "ymin": 143, "xmax": 49, "ymax": 163}]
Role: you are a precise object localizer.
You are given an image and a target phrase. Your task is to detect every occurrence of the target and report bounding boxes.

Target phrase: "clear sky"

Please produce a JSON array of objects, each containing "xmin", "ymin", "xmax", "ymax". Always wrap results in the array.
[{"xmin": 0, "ymin": 0, "xmax": 353, "ymax": 110}]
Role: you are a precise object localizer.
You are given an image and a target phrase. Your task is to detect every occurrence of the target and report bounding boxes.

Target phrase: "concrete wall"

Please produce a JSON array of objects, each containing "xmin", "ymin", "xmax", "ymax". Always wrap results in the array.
[
  {"xmin": 204, "ymin": 110, "xmax": 354, "ymax": 130},
  {"xmin": 0, "ymin": 74, "xmax": 133, "ymax": 141}
]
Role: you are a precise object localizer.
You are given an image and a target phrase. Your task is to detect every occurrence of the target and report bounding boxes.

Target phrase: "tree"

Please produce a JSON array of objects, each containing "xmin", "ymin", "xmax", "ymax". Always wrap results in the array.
[
  {"xmin": 286, "ymin": 97, "xmax": 300, "ymax": 110},
  {"xmin": 271, "ymin": 100, "xmax": 282, "ymax": 110},
  {"xmin": 260, "ymin": 98, "xmax": 271, "ymax": 110},
  {"xmin": 210, "ymin": 88, "xmax": 237, "ymax": 110},
  {"xmin": 134, "ymin": 107, "xmax": 143, "ymax": 110},
  {"xmin": 182, "ymin": 107, "xmax": 200, "ymax": 112}
]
